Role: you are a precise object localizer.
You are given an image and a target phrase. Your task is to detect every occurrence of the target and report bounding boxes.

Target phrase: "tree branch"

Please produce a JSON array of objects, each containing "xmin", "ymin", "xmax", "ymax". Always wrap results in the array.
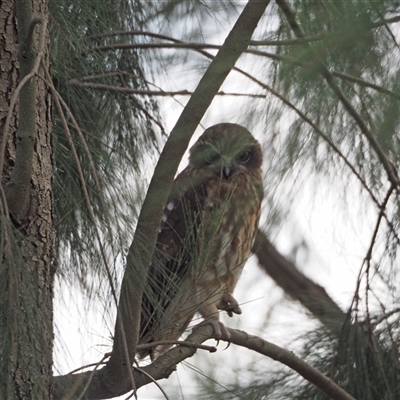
[
  {"xmin": 92, "ymin": 32, "xmax": 400, "ymax": 224},
  {"xmin": 38, "ymin": 70, "xmax": 137, "ymax": 396},
  {"xmin": 253, "ymin": 230, "xmax": 346, "ymax": 331},
  {"xmin": 68, "ymin": 80, "xmax": 265, "ymax": 98},
  {"xmin": 86, "ymin": 0, "xmax": 273, "ymax": 396},
  {"xmin": 228, "ymin": 328, "xmax": 356, "ymax": 400},
  {"xmin": 96, "ymin": 42, "xmax": 220, "ymax": 51},
  {"xmin": 53, "ymin": 325, "xmax": 355, "ymax": 400},
  {"xmin": 93, "ymin": 33, "xmax": 400, "ymax": 104},
  {"xmin": 276, "ymin": 0, "xmax": 400, "ymax": 188}
]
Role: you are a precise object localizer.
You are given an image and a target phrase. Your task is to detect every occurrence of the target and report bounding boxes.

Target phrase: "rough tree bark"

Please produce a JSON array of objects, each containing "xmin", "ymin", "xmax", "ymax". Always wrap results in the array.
[{"xmin": 0, "ymin": 0, "xmax": 53, "ymax": 399}]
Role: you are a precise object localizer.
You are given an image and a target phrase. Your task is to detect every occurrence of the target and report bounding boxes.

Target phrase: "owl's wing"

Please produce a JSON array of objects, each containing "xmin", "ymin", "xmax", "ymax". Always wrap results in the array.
[{"xmin": 138, "ymin": 170, "xmax": 207, "ymax": 355}]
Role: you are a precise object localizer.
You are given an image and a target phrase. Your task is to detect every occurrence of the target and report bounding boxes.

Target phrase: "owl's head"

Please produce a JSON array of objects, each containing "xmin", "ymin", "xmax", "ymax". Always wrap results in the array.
[{"xmin": 189, "ymin": 123, "xmax": 262, "ymax": 179}]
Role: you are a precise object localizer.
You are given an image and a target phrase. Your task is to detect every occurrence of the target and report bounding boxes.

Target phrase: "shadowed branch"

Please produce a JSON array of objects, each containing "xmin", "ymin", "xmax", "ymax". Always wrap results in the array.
[
  {"xmin": 253, "ymin": 230, "xmax": 346, "ymax": 331},
  {"xmin": 53, "ymin": 325, "xmax": 355, "ymax": 400}
]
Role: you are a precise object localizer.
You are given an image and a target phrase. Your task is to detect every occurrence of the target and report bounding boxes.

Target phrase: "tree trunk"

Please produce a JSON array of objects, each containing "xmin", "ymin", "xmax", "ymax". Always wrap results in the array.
[{"xmin": 0, "ymin": 0, "xmax": 53, "ymax": 398}]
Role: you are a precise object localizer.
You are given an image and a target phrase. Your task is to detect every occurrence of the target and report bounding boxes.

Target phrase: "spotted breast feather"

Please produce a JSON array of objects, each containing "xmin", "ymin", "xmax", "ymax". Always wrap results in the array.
[{"xmin": 138, "ymin": 123, "xmax": 263, "ymax": 360}]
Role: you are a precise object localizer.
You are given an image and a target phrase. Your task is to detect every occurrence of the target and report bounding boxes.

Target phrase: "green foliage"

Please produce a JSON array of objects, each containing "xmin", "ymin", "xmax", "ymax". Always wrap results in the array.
[
  {"xmin": 163, "ymin": 1, "xmax": 400, "ymax": 398},
  {"xmin": 42, "ymin": 0, "xmax": 400, "ymax": 397},
  {"xmin": 273, "ymin": 0, "xmax": 400, "ymax": 179},
  {"xmin": 268, "ymin": 318, "xmax": 400, "ymax": 400},
  {"xmin": 49, "ymin": 0, "xmax": 162, "ymax": 285}
]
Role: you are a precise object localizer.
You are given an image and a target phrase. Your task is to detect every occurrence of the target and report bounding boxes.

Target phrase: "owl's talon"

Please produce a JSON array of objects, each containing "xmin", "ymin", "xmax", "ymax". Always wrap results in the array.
[
  {"xmin": 216, "ymin": 293, "xmax": 242, "ymax": 317},
  {"xmin": 139, "ymin": 124, "xmax": 262, "ymax": 361},
  {"xmin": 223, "ymin": 341, "xmax": 231, "ymax": 350},
  {"xmin": 195, "ymin": 319, "xmax": 231, "ymax": 342}
]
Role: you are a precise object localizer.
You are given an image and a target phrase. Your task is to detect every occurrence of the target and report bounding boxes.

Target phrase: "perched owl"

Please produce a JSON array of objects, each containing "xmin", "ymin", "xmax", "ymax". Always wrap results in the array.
[{"xmin": 138, "ymin": 123, "xmax": 263, "ymax": 359}]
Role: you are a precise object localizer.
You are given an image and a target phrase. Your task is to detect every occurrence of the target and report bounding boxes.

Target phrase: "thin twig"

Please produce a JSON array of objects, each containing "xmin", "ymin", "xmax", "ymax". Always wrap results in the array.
[
  {"xmin": 91, "ymin": 28, "xmax": 400, "ymax": 104},
  {"xmin": 372, "ymin": 307, "xmax": 400, "ymax": 327},
  {"xmin": 362, "ymin": 185, "xmax": 395, "ymax": 331},
  {"xmin": 247, "ymin": 48, "xmax": 400, "ymax": 101},
  {"xmin": 364, "ymin": 185, "xmax": 395, "ymax": 264},
  {"xmin": 132, "ymin": 366, "xmax": 170, "ymax": 400},
  {"xmin": 68, "ymin": 81, "xmax": 265, "ymax": 98},
  {"xmin": 90, "ymin": 29, "xmax": 400, "ymax": 244},
  {"xmin": 76, "ymin": 353, "xmax": 110, "ymax": 400},
  {"xmin": 330, "ymin": 70, "xmax": 400, "ymax": 101},
  {"xmin": 66, "ymin": 123, "xmax": 125, "ymax": 156},
  {"xmin": 347, "ymin": 184, "xmax": 395, "ymax": 328},
  {"xmin": 38, "ymin": 71, "xmax": 137, "ymax": 396},
  {"xmin": 96, "ymin": 42, "xmax": 220, "ymax": 51},
  {"xmin": 89, "ymin": 27, "xmax": 322, "ymax": 45},
  {"xmin": 250, "ymin": 36, "xmax": 324, "ymax": 45},
  {"xmin": 136, "ymin": 340, "xmax": 217, "ymax": 353},
  {"xmin": 67, "ymin": 359, "xmax": 108, "ymax": 375},
  {"xmin": 276, "ymin": 0, "xmax": 400, "ymax": 187},
  {"xmin": 89, "ymin": 14, "xmax": 400, "ymax": 44}
]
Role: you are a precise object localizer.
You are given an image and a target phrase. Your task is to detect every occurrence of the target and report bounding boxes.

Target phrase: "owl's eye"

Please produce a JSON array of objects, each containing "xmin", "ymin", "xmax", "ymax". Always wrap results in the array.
[
  {"xmin": 205, "ymin": 151, "xmax": 220, "ymax": 164},
  {"xmin": 236, "ymin": 150, "xmax": 251, "ymax": 163}
]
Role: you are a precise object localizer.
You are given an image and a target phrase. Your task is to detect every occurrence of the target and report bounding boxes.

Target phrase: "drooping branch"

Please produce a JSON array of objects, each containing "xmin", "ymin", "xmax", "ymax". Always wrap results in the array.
[
  {"xmin": 246, "ymin": 48, "xmax": 400, "ymax": 101},
  {"xmin": 89, "ymin": 32, "xmax": 400, "ymax": 213},
  {"xmin": 89, "ymin": 29, "xmax": 324, "ymax": 46},
  {"xmin": 91, "ymin": 13, "xmax": 400, "ymax": 46},
  {"xmin": 228, "ymin": 328, "xmax": 356, "ymax": 400},
  {"xmin": 92, "ymin": 32, "xmax": 400, "ymax": 102},
  {"xmin": 276, "ymin": 0, "xmax": 400, "ymax": 188}
]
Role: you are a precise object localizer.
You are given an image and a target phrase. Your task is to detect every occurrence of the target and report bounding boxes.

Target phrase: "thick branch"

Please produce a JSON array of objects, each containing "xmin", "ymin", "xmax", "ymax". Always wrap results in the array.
[
  {"xmin": 98, "ymin": 0, "xmax": 272, "ymax": 395},
  {"xmin": 253, "ymin": 230, "xmax": 346, "ymax": 331},
  {"xmin": 53, "ymin": 326, "xmax": 216, "ymax": 399},
  {"xmin": 54, "ymin": 231, "xmax": 348, "ymax": 398},
  {"xmin": 53, "ymin": 325, "xmax": 354, "ymax": 400}
]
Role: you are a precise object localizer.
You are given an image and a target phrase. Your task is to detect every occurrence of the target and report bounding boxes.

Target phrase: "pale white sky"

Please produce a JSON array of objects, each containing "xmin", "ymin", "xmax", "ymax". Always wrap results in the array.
[{"xmin": 53, "ymin": 4, "xmax": 398, "ymax": 399}]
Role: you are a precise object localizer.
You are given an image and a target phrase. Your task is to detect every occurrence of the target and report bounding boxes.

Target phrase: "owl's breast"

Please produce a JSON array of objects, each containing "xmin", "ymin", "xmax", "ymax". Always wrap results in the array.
[{"xmin": 198, "ymin": 173, "xmax": 262, "ymax": 287}]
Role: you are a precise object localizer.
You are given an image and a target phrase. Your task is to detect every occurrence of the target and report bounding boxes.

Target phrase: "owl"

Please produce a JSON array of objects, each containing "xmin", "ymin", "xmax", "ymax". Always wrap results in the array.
[{"xmin": 138, "ymin": 123, "xmax": 263, "ymax": 359}]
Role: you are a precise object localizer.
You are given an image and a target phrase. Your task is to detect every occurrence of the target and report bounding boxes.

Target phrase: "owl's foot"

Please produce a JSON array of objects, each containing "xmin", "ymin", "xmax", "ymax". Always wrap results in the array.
[
  {"xmin": 195, "ymin": 318, "xmax": 231, "ymax": 342},
  {"xmin": 216, "ymin": 293, "xmax": 242, "ymax": 317}
]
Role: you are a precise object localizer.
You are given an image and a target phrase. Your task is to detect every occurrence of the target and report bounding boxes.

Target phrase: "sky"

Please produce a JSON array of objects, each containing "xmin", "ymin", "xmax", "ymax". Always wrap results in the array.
[{"xmin": 53, "ymin": 3, "xmax": 399, "ymax": 399}]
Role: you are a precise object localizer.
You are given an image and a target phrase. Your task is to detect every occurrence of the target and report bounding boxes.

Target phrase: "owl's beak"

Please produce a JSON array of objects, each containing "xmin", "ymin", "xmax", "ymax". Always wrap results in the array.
[{"xmin": 223, "ymin": 165, "xmax": 232, "ymax": 179}]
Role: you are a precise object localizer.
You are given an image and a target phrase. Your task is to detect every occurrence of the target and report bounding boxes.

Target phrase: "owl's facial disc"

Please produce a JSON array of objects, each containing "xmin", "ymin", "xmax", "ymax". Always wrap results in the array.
[
  {"xmin": 188, "ymin": 124, "xmax": 263, "ymax": 178},
  {"xmin": 190, "ymin": 143, "xmax": 254, "ymax": 180}
]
